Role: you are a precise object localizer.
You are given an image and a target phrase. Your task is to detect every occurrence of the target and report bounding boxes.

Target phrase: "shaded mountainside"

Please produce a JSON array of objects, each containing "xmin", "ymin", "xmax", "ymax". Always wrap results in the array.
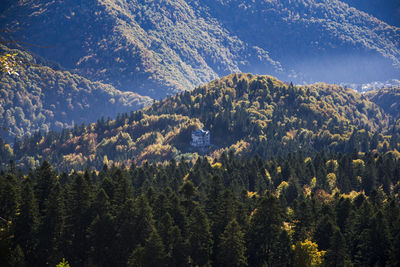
[
  {"xmin": 1, "ymin": 0, "xmax": 399, "ymax": 98},
  {"xmin": 341, "ymin": 0, "xmax": 400, "ymax": 27},
  {"xmin": 0, "ymin": 0, "xmax": 280, "ymax": 98},
  {"xmin": 0, "ymin": 45, "xmax": 151, "ymax": 143},
  {"xmin": 2, "ymin": 74, "xmax": 398, "ymax": 171},
  {"xmin": 365, "ymin": 87, "xmax": 400, "ymax": 120},
  {"xmin": 192, "ymin": 0, "xmax": 400, "ymax": 83}
]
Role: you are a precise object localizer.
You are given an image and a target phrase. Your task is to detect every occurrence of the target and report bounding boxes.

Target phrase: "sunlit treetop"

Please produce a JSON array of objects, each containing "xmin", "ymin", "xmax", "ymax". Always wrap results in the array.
[{"xmin": 0, "ymin": 52, "xmax": 19, "ymax": 75}]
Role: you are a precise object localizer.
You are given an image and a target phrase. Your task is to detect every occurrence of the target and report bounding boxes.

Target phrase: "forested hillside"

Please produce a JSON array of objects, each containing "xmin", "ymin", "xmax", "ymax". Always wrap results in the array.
[
  {"xmin": 1, "ymin": 0, "xmax": 399, "ymax": 98},
  {"xmin": 1, "ymin": 1, "xmax": 400, "ymax": 266},
  {"xmin": 366, "ymin": 87, "xmax": 400, "ymax": 120},
  {"xmin": 191, "ymin": 0, "xmax": 400, "ymax": 84},
  {"xmin": 2, "ymin": 74, "xmax": 399, "ymax": 171},
  {"xmin": 0, "ymin": 0, "xmax": 280, "ymax": 97},
  {"xmin": 1, "ymin": 152, "xmax": 399, "ymax": 266},
  {"xmin": 341, "ymin": 0, "xmax": 400, "ymax": 27},
  {"xmin": 0, "ymin": 45, "xmax": 151, "ymax": 143}
]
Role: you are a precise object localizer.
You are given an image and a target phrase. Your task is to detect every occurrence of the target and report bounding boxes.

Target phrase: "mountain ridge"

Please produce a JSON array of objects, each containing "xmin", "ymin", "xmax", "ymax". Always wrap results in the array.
[
  {"xmin": 2, "ymin": 73, "xmax": 397, "ymax": 171},
  {"xmin": 0, "ymin": 45, "xmax": 151, "ymax": 143},
  {"xmin": 1, "ymin": 0, "xmax": 399, "ymax": 98}
]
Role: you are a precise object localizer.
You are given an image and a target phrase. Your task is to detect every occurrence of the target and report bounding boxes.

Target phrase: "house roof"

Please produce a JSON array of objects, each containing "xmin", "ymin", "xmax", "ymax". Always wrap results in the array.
[{"xmin": 193, "ymin": 129, "xmax": 209, "ymax": 136}]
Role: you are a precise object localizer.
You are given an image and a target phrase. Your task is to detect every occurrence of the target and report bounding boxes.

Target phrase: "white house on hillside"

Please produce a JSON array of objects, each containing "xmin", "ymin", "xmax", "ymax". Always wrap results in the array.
[{"xmin": 190, "ymin": 129, "xmax": 210, "ymax": 148}]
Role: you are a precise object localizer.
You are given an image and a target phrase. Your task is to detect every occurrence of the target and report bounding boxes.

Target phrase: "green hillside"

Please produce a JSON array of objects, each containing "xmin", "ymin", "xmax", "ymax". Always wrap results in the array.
[
  {"xmin": 0, "ymin": 45, "xmax": 151, "ymax": 143},
  {"xmin": 2, "ymin": 74, "xmax": 397, "ymax": 171},
  {"xmin": 365, "ymin": 87, "xmax": 400, "ymax": 120}
]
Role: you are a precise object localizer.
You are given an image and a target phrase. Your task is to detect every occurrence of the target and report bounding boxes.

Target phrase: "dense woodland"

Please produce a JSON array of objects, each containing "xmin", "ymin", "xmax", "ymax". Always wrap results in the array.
[
  {"xmin": 1, "ymin": 1, "xmax": 400, "ymax": 266},
  {"xmin": 340, "ymin": 0, "xmax": 400, "ymax": 27},
  {"xmin": 2, "ymin": 74, "xmax": 399, "ymax": 171},
  {"xmin": 365, "ymin": 88, "xmax": 400, "ymax": 120},
  {"xmin": 1, "ymin": 151, "xmax": 400, "ymax": 266},
  {"xmin": 0, "ymin": 45, "xmax": 151, "ymax": 143},
  {"xmin": 1, "ymin": 0, "xmax": 399, "ymax": 98}
]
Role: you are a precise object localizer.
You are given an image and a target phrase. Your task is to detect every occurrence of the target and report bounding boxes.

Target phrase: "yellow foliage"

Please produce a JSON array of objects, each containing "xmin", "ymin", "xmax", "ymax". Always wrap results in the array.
[
  {"xmin": 286, "ymin": 129, "xmax": 298, "ymax": 140},
  {"xmin": 183, "ymin": 173, "xmax": 189, "ymax": 181},
  {"xmin": 293, "ymin": 239, "xmax": 326, "ymax": 267},
  {"xmin": 249, "ymin": 208, "xmax": 258, "ymax": 219},
  {"xmin": 389, "ymin": 149, "xmax": 400, "ymax": 159},
  {"xmin": 310, "ymin": 177, "xmax": 317, "ymax": 189},
  {"xmin": 211, "ymin": 162, "xmax": 222, "ymax": 168},
  {"xmin": 326, "ymin": 173, "xmax": 337, "ymax": 190},
  {"xmin": 303, "ymin": 185, "xmax": 312, "ymax": 197},
  {"xmin": 227, "ymin": 140, "xmax": 250, "ymax": 156},
  {"xmin": 276, "ymin": 181, "xmax": 289, "ymax": 197},
  {"xmin": 0, "ymin": 52, "xmax": 19, "ymax": 75},
  {"xmin": 103, "ymin": 155, "xmax": 109, "ymax": 166},
  {"xmin": 340, "ymin": 190, "xmax": 364, "ymax": 200},
  {"xmin": 265, "ymin": 169, "xmax": 272, "ymax": 182},
  {"xmin": 352, "ymin": 159, "xmax": 365, "ymax": 168},
  {"xmin": 326, "ymin": 159, "xmax": 338, "ymax": 171},
  {"xmin": 247, "ymin": 191, "xmax": 259, "ymax": 198}
]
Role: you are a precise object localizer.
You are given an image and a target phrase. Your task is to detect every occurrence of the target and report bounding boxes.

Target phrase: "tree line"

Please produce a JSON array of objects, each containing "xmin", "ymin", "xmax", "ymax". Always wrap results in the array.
[{"xmin": 1, "ymin": 150, "xmax": 399, "ymax": 266}]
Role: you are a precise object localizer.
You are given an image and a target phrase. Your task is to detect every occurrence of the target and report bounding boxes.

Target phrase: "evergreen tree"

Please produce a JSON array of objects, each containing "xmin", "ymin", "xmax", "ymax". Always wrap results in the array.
[
  {"xmin": 247, "ymin": 193, "xmax": 284, "ymax": 267},
  {"xmin": 314, "ymin": 215, "xmax": 336, "ymax": 251},
  {"xmin": 188, "ymin": 206, "xmax": 213, "ymax": 267},
  {"xmin": 0, "ymin": 173, "xmax": 19, "ymax": 221},
  {"xmin": 128, "ymin": 229, "xmax": 167, "ymax": 267},
  {"xmin": 35, "ymin": 161, "xmax": 57, "ymax": 215},
  {"xmin": 37, "ymin": 182, "xmax": 65, "ymax": 266},
  {"xmin": 324, "ymin": 228, "xmax": 350, "ymax": 267},
  {"xmin": 64, "ymin": 173, "xmax": 92, "ymax": 266},
  {"xmin": 88, "ymin": 189, "xmax": 116, "ymax": 266},
  {"xmin": 114, "ymin": 198, "xmax": 138, "ymax": 266},
  {"xmin": 111, "ymin": 168, "xmax": 133, "ymax": 209},
  {"xmin": 168, "ymin": 226, "xmax": 189, "ymax": 267},
  {"xmin": 293, "ymin": 199, "xmax": 314, "ymax": 242},
  {"xmin": 13, "ymin": 180, "xmax": 39, "ymax": 266},
  {"xmin": 217, "ymin": 219, "xmax": 247, "ymax": 267}
]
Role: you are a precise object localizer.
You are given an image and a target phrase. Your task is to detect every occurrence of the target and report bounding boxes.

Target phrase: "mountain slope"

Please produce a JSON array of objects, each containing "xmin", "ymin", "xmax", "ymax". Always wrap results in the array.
[
  {"xmin": 0, "ymin": 0, "xmax": 280, "ymax": 98},
  {"xmin": 3, "ymin": 74, "xmax": 396, "ymax": 171},
  {"xmin": 192, "ymin": 0, "xmax": 400, "ymax": 83},
  {"xmin": 1, "ymin": 0, "xmax": 399, "ymax": 98},
  {"xmin": 0, "ymin": 45, "xmax": 151, "ymax": 143},
  {"xmin": 365, "ymin": 87, "xmax": 400, "ymax": 120},
  {"xmin": 340, "ymin": 0, "xmax": 400, "ymax": 27}
]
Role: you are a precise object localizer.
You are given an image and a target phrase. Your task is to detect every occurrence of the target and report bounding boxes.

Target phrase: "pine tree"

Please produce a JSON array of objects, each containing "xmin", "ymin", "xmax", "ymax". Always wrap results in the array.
[
  {"xmin": 37, "ymin": 182, "xmax": 65, "ymax": 266},
  {"xmin": 314, "ymin": 215, "xmax": 336, "ymax": 251},
  {"xmin": 88, "ymin": 189, "xmax": 116, "ymax": 266},
  {"xmin": 127, "ymin": 229, "xmax": 167, "ymax": 267},
  {"xmin": 247, "ymin": 193, "xmax": 284, "ymax": 267},
  {"xmin": 111, "ymin": 168, "xmax": 133, "ymax": 209},
  {"xmin": 134, "ymin": 195, "xmax": 156, "ymax": 246},
  {"xmin": 114, "ymin": 198, "xmax": 138, "ymax": 266},
  {"xmin": 217, "ymin": 219, "xmax": 247, "ymax": 267},
  {"xmin": 325, "ymin": 228, "xmax": 351, "ymax": 267},
  {"xmin": 35, "ymin": 161, "xmax": 57, "ymax": 215},
  {"xmin": 0, "ymin": 173, "xmax": 19, "ymax": 222},
  {"xmin": 13, "ymin": 180, "xmax": 39, "ymax": 266},
  {"xmin": 168, "ymin": 226, "xmax": 189, "ymax": 267},
  {"xmin": 64, "ymin": 173, "xmax": 92, "ymax": 266},
  {"xmin": 188, "ymin": 206, "xmax": 213, "ymax": 267},
  {"xmin": 293, "ymin": 199, "xmax": 314, "ymax": 242}
]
